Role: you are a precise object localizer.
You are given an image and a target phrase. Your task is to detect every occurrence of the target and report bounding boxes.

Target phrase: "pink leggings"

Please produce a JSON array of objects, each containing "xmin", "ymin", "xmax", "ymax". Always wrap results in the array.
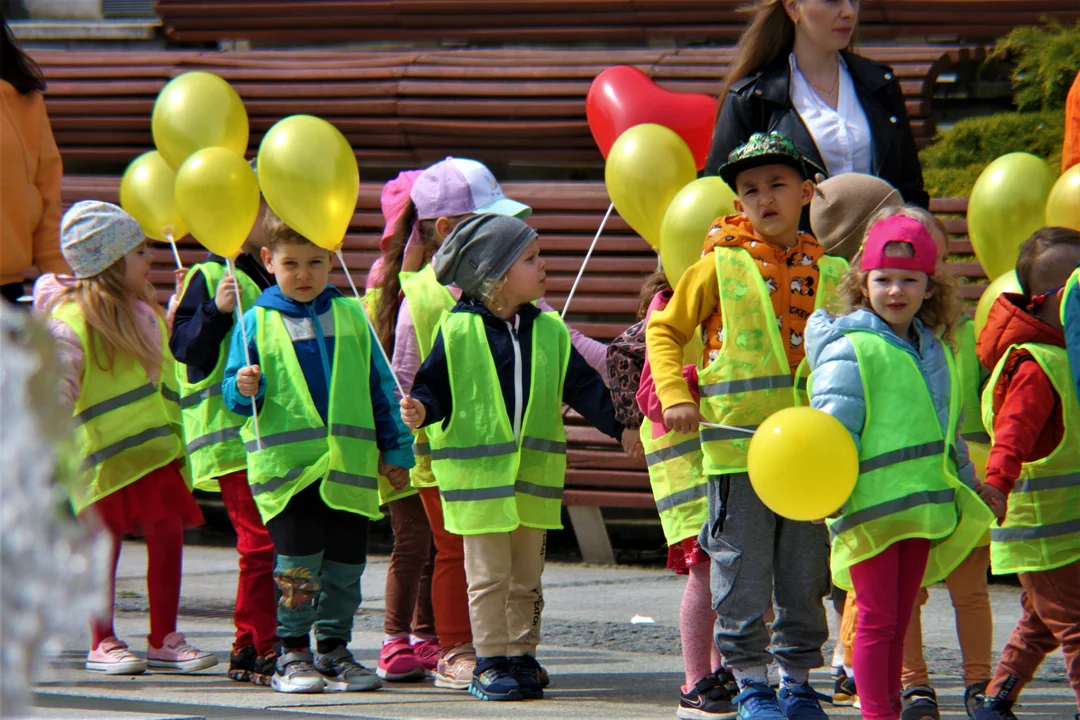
[
  {"xmin": 850, "ymin": 538, "xmax": 930, "ymax": 720},
  {"xmin": 681, "ymin": 560, "xmax": 723, "ymax": 689}
]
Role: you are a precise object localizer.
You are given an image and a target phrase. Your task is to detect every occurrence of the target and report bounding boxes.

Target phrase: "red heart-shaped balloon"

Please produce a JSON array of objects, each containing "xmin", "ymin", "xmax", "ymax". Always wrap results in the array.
[{"xmin": 587, "ymin": 65, "xmax": 719, "ymax": 172}]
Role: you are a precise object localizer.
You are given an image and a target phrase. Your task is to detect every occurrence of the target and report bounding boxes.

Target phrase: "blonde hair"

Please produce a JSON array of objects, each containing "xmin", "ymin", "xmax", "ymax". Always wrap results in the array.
[
  {"xmin": 45, "ymin": 259, "xmax": 164, "ymax": 375},
  {"xmin": 479, "ymin": 276, "xmax": 510, "ymax": 316}
]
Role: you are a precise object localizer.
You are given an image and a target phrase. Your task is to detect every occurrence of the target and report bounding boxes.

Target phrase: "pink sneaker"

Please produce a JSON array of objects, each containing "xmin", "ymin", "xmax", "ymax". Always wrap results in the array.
[
  {"xmin": 375, "ymin": 637, "xmax": 425, "ymax": 682},
  {"xmin": 85, "ymin": 637, "xmax": 146, "ymax": 675},
  {"xmin": 411, "ymin": 638, "xmax": 440, "ymax": 673},
  {"xmin": 146, "ymin": 632, "xmax": 218, "ymax": 673}
]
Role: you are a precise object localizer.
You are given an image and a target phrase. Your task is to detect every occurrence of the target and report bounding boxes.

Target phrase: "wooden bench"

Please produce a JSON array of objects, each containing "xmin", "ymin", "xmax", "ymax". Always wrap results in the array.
[
  {"xmin": 54, "ymin": 176, "xmax": 982, "ymax": 560},
  {"xmin": 32, "ymin": 44, "xmax": 981, "ymax": 172},
  {"xmin": 152, "ymin": 0, "xmax": 1080, "ymax": 44}
]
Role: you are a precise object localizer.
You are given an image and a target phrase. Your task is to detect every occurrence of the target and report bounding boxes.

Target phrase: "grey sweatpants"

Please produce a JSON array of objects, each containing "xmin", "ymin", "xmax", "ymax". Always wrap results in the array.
[{"xmin": 699, "ymin": 473, "xmax": 831, "ymax": 671}]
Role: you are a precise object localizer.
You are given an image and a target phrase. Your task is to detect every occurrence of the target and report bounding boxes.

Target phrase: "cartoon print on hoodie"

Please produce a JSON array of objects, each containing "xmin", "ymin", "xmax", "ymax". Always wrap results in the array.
[
  {"xmin": 786, "ymin": 252, "xmax": 818, "ymax": 269},
  {"xmin": 790, "ymin": 276, "xmax": 815, "ymax": 296}
]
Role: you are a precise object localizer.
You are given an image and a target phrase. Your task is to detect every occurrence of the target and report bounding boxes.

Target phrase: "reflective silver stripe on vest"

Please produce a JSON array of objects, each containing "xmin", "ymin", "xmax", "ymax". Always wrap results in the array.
[
  {"xmin": 161, "ymin": 385, "xmax": 181, "ymax": 405},
  {"xmin": 74, "ymin": 383, "xmax": 157, "ymax": 426},
  {"xmin": 655, "ymin": 482, "xmax": 708, "ymax": 513},
  {"xmin": 521, "ymin": 437, "xmax": 567, "ymax": 454},
  {"xmin": 431, "ymin": 441, "xmax": 518, "ymax": 461},
  {"xmin": 1014, "ymin": 472, "xmax": 1080, "ymax": 494},
  {"xmin": 186, "ymin": 426, "xmax": 241, "ymax": 454},
  {"xmin": 797, "ymin": 376, "xmax": 808, "ymax": 391},
  {"xmin": 859, "ymin": 440, "xmax": 945, "ymax": 475},
  {"xmin": 441, "ymin": 484, "xmax": 517, "ymax": 503},
  {"xmin": 82, "ymin": 425, "xmax": 175, "ymax": 470},
  {"xmin": 330, "ymin": 424, "xmax": 378, "ymax": 442},
  {"xmin": 281, "ymin": 311, "xmax": 335, "ymax": 342},
  {"xmin": 326, "ymin": 470, "xmax": 378, "ymax": 490},
  {"xmin": 700, "ymin": 375, "xmax": 794, "ymax": 397},
  {"xmin": 646, "ymin": 437, "xmax": 701, "ymax": 467},
  {"xmin": 515, "ymin": 479, "xmax": 564, "ymax": 500},
  {"xmin": 991, "ymin": 516, "xmax": 1080, "ymax": 543},
  {"xmin": 245, "ymin": 427, "xmax": 328, "ymax": 453},
  {"xmin": 830, "ymin": 488, "xmax": 955, "ymax": 536},
  {"xmin": 961, "ymin": 431, "xmax": 991, "ymax": 444},
  {"xmin": 700, "ymin": 425, "xmax": 757, "ymax": 442},
  {"xmin": 414, "ymin": 442, "xmax": 431, "ymax": 457},
  {"xmin": 180, "ymin": 385, "xmax": 222, "ymax": 410},
  {"xmin": 251, "ymin": 467, "xmax": 305, "ymax": 496}
]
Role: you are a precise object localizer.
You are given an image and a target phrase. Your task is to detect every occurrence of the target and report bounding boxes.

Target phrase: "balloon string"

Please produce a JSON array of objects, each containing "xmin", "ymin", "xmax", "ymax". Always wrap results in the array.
[
  {"xmin": 165, "ymin": 232, "xmax": 184, "ymax": 270},
  {"xmin": 561, "ymin": 202, "xmax": 613, "ymax": 321},
  {"xmin": 227, "ymin": 256, "xmax": 262, "ymax": 451},
  {"xmin": 699, "ymin": 422, "xmax": 756, "ymax": 435},
  {"xmin": 335, "ymin": 249, "xmax": 406, "ymax": 400}
]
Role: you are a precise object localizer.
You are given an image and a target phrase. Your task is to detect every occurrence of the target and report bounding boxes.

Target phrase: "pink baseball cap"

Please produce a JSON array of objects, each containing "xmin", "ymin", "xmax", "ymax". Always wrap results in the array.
[
  {"xmin": 410, "ymin": 157, "xmax": 531, "ymax": 221},
  {"xmin": 860, "ymin": 216, "xmax": 938, "ymax": 275},
  {"xmin": 380, "ymin": 169, "xmax": 424, "ymax": 251}
]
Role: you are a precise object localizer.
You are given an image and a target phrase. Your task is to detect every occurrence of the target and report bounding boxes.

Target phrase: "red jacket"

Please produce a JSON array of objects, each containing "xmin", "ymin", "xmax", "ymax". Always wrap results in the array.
[{"xmin": 976, "ymin": 293, "xmax": 1067, "ymax": 496}]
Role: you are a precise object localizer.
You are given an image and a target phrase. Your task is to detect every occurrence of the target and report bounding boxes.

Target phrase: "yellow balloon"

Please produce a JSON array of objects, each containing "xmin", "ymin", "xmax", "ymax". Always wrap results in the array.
[
  {"xmin": 973, "ymin": 270, "xmax": 1021, "ymax": 337},
  {"xmin": 1046, "ymin": 164, "xmax": 1080, "ymax": 230},
  {"xmin": 605, "ymin": 124, "xmax": 697, "ymax": 247},
  {"xmin": 659, "ymin": 177, "xmax": 738, "ymax": 286},
  {"xmin": 747, "ymin": 407, "xmax": 858, "ymax": 521},
  {"xmin": 174, "ymin": 147, "xmax": 260, "ymax": 259},
  {"xmin": 257, "ymin": 115, "xmax": 359, "ymax": 251},
  {"xmin": 968, "ymin": 153, "xmax": 1054, "ymax": 280},
  {"xmin": 152, "ymin": 71, "xmax": 249, "ymax": 170},
  {"xmin": 967, "ymin": 442, "xmax": 990, "ymax": 482},
  {"xmin": 119, "ymin": 151, "xmax": 187, "ymax": 242}
]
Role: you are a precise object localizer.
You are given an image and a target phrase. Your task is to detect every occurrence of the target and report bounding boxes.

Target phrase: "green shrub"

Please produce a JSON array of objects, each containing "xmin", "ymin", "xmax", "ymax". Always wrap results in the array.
[{"xmin": 989, "ymin": 20, "xmax": 1080, "ymax": 112}]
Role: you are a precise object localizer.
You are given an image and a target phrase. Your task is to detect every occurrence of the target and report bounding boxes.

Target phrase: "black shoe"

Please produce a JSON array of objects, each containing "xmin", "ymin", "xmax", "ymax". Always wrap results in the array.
[
  {"xmin": 902, "ymin": 685, "xmax": 940, "ymax": 720},
  {"xmin": 469, "ymin": 657, "xmax": 522, "ymax": 701},
  {"xmin": 678, "ymin": 672, "xmax": 737, "ymax": 719},
  {"xmin": 227, "ymin": 645, "xmax": 257, "ymax": 683},
  {"xmin": 973, "ymin": 697, "xmax": 1018, "ymax": 720},
  {"xmin": 509, "ymin": 655, "xmax": 544, "ymax": 699},
  {"xmin": 251, "ymin": 647, "xmax": 280, "ymax": 686},
  {"xmin": 964, "ymin": 681, "xmax": 988, "ymax": 719},
  {"xmin": 832, "ymin": 667, "xmax": 857, "ymax": 707}
]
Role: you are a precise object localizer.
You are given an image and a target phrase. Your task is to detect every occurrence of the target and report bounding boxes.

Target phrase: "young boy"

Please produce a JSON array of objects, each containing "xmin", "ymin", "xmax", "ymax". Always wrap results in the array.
[
  {"xmin": 170, "ymin": 199, "xmax": 279, "ymax": 685},
  {"xmin": 647, "ymin": 132, "xmax": 831, "ymax": 718},
  {"xmin": 973, "ymin": 227, "xmax": 1080, "ymax": 720},
  {"xmin": 223, "ymin": 210, "xmax": 415, "ymax": 694}
]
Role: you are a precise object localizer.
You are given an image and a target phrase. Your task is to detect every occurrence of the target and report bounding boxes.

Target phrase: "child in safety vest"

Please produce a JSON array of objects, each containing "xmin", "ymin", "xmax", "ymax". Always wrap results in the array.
[
  {"xmin": 647, "ymin": 131, "xmax": 836, "ymax": 716},
  {"xmin": 222, "ymin": 209, "xmax": 415, "ymax": 695},
  {"xmin": 371, "ymin": 157, "xmax": 614, "ymax": 691},
  {"xmin": 805, "ymin": 215, "xmax": 994, "ymax": 720},
  {"xmin": 972, "ymin": 227, "xmax": 1080, "ymax": 720},
  {"xmin": 35, "ymin": 201, "xmax": 215, "ymax": 676},
  {"xmin": 169, "ymin": 196, "xmax": 279, "ymax": 685},
  {"xmin": 400, "ymin": 213, "xmax": 631, "ymax": 702}
]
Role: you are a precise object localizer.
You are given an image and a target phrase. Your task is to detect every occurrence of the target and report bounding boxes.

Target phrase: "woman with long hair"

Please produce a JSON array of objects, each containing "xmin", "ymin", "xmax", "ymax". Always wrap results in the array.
[{"xmin": 706, "ymin": 0, "xmax": 928, "ymax": 209}]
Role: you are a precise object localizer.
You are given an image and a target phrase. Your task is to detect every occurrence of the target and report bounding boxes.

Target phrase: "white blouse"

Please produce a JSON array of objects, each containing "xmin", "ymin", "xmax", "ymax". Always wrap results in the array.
[{"xmin": 788, "ymin": 52, "xmax": 873, "ymax": 177}]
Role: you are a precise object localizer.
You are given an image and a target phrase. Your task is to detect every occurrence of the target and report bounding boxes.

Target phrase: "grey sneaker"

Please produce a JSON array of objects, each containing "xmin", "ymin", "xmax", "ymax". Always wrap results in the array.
[
  {"xmin": 315, "ymin": 646, "xmax": 383, "ymax": 692},
  {"xmin": 271, "ymin": 649, "xmax": 325, "ymax": 694}
]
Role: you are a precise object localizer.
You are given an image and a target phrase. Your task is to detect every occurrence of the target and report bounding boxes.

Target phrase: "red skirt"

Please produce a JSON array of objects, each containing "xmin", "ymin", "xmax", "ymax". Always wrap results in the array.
[
  {"xmin": 666, "ymin": 536, "xmax": 710, "ymax": 576},
  {"xmin": 85, "ymin": 460, "xmax": 205, "ymax": 536}
]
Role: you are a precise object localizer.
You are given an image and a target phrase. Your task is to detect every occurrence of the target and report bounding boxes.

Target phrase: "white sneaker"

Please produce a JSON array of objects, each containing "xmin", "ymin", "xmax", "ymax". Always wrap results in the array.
[
  {"xmin": 146, "ymin": 632, "xmax": 218, "ymax": 673},
  {"xmin": 85, "ymin": 637, "xmax": 147, "ymax": 675},
  {"xmin": 272, "ymin": 649, "xmax": 326, "ymax": 694}
]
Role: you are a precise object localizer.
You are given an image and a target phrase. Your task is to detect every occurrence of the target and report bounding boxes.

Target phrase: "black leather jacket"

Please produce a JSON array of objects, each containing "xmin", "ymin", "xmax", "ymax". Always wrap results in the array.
[{"xmin": 705, "ymin": 51, "xmax": 929, "ymax": 209}]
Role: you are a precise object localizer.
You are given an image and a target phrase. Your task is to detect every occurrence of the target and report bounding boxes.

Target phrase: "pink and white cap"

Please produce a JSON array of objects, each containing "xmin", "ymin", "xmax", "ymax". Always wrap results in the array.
[
  {"xmin": 410, "ymin": 157, "xmax": 531, "ymax": 221},
  {"xmin": 860, "ymin": 216, "xmax": 938, "ymax": 275}
]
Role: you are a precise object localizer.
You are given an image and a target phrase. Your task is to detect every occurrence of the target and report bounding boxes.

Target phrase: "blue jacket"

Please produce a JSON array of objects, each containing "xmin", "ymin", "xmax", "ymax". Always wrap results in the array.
[
  {"xmin": 805, "ymin": 308, "xmax": 976, "ymax": 487},
  {"xmin": 222, "ymin": 285, "xmax": 415, "ymax": 470},
  {"xmin": 1066, "ymin": 263, "xmax": 1080, "ymax": 399}
]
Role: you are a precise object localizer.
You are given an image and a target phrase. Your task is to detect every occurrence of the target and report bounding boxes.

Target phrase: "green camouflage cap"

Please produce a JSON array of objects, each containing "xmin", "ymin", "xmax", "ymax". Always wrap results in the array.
[{"xmin": 719, "ymin": 131, "xmax": 809, "ymax": 191}]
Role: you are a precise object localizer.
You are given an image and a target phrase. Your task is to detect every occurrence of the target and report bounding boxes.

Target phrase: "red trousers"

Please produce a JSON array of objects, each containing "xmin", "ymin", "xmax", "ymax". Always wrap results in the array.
[
  {"xmin": 219, "ymin": 471, "xmax": 278, "ymax": 654},
  {"xmin": 418, "ymin": 486, "xmax": 472, "ymax": 649}
]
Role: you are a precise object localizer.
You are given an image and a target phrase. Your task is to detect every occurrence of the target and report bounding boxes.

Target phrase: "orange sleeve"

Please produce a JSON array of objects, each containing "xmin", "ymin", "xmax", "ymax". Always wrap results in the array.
[
  {"xmin": 1064, "ymin": 70, "xmax": 1080, "ymax": 172},
  {"xmin": 646, "ymin": 254, "xmax": 718, "ymax": 412},
  {"xmin": 31, "ymin": 97, "xmax": 68, "ymax": 275}
]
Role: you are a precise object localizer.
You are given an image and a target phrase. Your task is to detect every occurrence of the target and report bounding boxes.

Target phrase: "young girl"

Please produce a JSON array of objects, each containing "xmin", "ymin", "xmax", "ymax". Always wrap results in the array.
[
  {"xmin": 610, "ymin": 273, "xmax": 734, "ymax": 718},
  {"xmin": 35, "ymin": 201, "xmax": 215, "ymax": 675},
  {"xmin": 805, "ymin": 215, "xmax": 994, "ymax": 720},
  {"xmin": 400, "ymin": 213, "xmax": 632, "ymax": 702}
]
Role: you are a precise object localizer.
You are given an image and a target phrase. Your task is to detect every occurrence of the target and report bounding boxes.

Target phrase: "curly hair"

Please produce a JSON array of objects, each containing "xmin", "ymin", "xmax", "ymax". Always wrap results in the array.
[{"xmin": 636, "ymin": 271, "xmax": 671, "ymax": 321}]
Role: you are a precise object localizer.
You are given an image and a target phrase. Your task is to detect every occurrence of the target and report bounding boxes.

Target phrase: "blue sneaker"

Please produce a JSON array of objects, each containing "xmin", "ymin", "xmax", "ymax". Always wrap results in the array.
[
  {"xmin": 777, "ymin": 681, "xmax": 830, "ymax": 719},
  {"xmin": 973, "ymin": 698, "xmax": 1018, "ymax": 720},
  {"xmin": 469, "ymin": 657, "xmax": 522, "ymax": 701},
  {"xmin": 508, "ymin": 655, "xmax": 544, "ymax": 699},
  {"xmin": 733, "ymin": 681, "xmax": 786, "ymax": 719}
]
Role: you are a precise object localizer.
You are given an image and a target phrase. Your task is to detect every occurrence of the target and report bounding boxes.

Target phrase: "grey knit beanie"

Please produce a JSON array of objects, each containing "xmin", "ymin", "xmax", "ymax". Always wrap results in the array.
[
  {"xmin": 810, "ymin": 174, "xmax": 902, "ymax": 261},
  {"xmin": 432, "ymin": 213, "xmax": 538, "ymax": 298}
]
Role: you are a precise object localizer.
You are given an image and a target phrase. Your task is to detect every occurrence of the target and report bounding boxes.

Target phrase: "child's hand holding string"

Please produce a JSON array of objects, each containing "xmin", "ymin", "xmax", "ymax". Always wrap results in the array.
[
  {"xmin": 663, "ymin": 402, "xmax": 700, "ymax": 435},
  {"xmin": 237, "ymin": 365, "xmax": 261, "ymax": 397},
  {"xmin": 400, "ymin": 396, "xmax": 426, "ymax": 429},
  {"xmin": 214, "ymin": 274, "xmax": 240, "ymax": 314}
]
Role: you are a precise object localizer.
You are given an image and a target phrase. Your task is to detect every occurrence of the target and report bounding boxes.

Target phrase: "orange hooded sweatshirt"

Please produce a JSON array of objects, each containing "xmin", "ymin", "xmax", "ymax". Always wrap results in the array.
[
  {"xmin": 647, "ymin": 214, "xmax": 824, "ymax": 411},
  {"xmin": 1, "ymin": 80, "xmax": 68, "ymax": 286}
]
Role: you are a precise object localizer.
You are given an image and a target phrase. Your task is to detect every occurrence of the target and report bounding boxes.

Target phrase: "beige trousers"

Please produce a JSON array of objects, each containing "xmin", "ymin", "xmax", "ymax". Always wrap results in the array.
[{"xmin": 462, "ymin": 526, "xmax": 547, "ymax": 658}]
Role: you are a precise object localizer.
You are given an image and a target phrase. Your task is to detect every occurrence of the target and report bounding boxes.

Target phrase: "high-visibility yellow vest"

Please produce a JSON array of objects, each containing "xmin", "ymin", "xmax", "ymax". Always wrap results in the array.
[
  {"xmin": 176, "ymin": 262, "xmax": 262, "ymax": 492},
  {"xmin": 826, "ymin": 331, "xmax": 994, "ymax": 590},
  {"xmin": 982, "ymin": 342, "xmax": 1080, "ymax": 574},
  {"xmin": 793, "ymin": 255, "xmax": 848, "ymax": 405},
  {"xmin": 1064, "ymin": 266, "xmax": 1079, "ymax": 325},
  {"xmin": 53, "ymin": 302, "xmax": 185, "ymax": 514},
  {"xmin": 428, "ymin": 311, "xmax": 570, "ymax": 535},
  {"xmin": 241, "ymin": 297, "xmax": 382, "ymax": 523},
  {"xmin": 698, "ymin": 247, "xmax": 795, "ymax": 475},
  {"xmin": 640, "ymin": 418, "xmax": 707, "ymax": 546},
  {"xmin": 955, "ymin": 318, "xmax": 990, "ymax": 445}
]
